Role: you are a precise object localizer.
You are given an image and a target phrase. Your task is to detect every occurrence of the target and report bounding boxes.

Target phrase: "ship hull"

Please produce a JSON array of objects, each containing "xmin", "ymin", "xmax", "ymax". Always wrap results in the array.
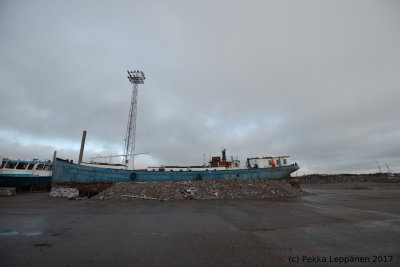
[
  {"xmin": 0, "ymin": 175, "xmax": 52, "ymax": 188},
  {"xmin": 52, "ymin": 158, "xmax": 299, "ymax": 183},
  {"xmin": 0, "ymin": 158, "xmax": 53, "ymax": 188}
]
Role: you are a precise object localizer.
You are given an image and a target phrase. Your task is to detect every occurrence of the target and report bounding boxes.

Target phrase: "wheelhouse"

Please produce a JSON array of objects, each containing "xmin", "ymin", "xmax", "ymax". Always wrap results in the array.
[{"xmin": 0, "ymin": 159, "xmax": 53, "ymax": 171}]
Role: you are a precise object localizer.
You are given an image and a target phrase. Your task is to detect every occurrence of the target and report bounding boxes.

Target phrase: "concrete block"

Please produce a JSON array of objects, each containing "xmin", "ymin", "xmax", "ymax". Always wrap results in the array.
[{"xmin": 0, "ymin": 187, "xmax": 16, "ymax": 196}]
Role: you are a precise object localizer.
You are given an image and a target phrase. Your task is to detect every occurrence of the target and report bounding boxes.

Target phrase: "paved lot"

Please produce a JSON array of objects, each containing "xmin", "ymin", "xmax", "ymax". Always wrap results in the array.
[{"xmin": 1, "ymin": 188, "xmax": 399, "ymax": 266}]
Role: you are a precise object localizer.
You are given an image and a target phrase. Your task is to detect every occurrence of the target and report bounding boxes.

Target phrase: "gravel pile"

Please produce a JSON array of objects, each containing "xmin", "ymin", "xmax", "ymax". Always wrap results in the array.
[{"xmin": 93, "ymin": 179, "xmax": 309, "ymax": 201}]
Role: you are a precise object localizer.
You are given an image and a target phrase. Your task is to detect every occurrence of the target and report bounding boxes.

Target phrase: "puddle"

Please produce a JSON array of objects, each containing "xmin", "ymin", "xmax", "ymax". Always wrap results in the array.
[
  {"xmin": 22, "ymin": 232, "xmax": 43, "ymax": 236},
  {"xmin": 0, "ymin": 230, "xmax": 43, "ymax": 236},
  {"xmin": 0, "ymin": 230, "xmax": 19, "ymax": 236},
  {"xmin": 34, "ymin": 243, "xmax": 51, "ymax": 247}
]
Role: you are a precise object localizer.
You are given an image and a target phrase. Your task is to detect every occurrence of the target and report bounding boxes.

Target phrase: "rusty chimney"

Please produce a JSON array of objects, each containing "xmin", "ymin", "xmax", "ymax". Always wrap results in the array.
[{"xmin": 222, "ymin": 149, "xmax": 226, "ymax": 162}]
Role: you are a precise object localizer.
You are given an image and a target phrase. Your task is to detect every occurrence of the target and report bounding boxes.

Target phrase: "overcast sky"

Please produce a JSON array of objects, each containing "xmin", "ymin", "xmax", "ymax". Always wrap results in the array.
[{"xmin": 1, "ymin": 0, "xmax": 399, "ymax": 174}]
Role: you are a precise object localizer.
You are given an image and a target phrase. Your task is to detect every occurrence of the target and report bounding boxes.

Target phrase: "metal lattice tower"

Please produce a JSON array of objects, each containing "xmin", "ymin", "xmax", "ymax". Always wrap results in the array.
[{"xmin": 124, "ymin": 70, "xmax": 145, "ymax": 163}]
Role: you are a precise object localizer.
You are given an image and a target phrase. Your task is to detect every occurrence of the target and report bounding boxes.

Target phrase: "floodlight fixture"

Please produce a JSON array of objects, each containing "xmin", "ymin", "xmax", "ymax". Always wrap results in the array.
[{"xmin": 127, "ymin": 70, "xmax": 145, "ymax": 84}]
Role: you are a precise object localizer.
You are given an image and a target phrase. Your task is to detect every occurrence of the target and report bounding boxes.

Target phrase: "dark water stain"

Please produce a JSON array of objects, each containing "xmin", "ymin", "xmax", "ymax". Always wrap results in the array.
[{"xmin": 34, "ymin": 243, "xmax": 51, "ymax": 247}]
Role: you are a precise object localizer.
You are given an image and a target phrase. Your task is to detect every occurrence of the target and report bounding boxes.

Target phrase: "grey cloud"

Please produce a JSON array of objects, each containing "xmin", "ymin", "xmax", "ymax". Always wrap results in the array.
[{"xmin": 1, "ymin": 0, "xmax": 399, "ymax": 174}]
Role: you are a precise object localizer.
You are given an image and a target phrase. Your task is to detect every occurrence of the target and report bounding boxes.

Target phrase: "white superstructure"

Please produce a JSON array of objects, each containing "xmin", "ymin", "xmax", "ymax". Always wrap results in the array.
[
  {"xmin": 247, "ymin": 156, "xmax": 291, "ymax": 169},
  {"xmin": 0, "ymin": 157, "xmax": 53, "ymax": 177}
]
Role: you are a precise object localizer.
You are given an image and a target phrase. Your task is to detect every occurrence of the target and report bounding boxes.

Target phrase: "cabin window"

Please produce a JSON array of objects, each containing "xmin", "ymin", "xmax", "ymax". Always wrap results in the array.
[
  {"xmin": 283, "ymin": 159, "xmax": 287, "ymax": 165},
  {"xmin": 27, "ymin": 163, "xmax": 35, "ymax": 170},
  {"xmin": 5, "ymin": 162, "xmax": 17, "ymax": 169},
  {"xmin": 16, "ymin": 162, "xmax": 28, "ymax": 169},
  {"xmin": 36, "ymin": 164, "xmax": 45, "ymax": 170},
  {"xmin": 268, "ymin": 160, "xmax": 272, "ymax": 165},
  {"xmin": 43, "ymin": 164, "xmax": 50, "ymax": 171},
  {"xmin": 48, "ymin": 165, "xmax": 53, "ymax": 171},
  {"xmin": 1, "ymin": 161, "xmax": 6, "ymax": 168}
]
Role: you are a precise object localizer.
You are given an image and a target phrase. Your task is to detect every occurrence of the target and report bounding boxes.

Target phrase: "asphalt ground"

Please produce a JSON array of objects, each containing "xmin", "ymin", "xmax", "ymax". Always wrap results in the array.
[{"xmin": 1, "ymin": 188, "xmax": 399, "ymax": 266}]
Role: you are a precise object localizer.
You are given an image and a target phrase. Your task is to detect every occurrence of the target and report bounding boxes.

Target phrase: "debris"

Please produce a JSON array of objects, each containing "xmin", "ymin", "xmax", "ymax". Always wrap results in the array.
[
  {"xmin": 93, "ymin": 179, "xmax": 309, "ymax": 201},
  {"xmin": 49, "ymin": 187, "xmax": 79, "ymax": 198},
  {"xmin": 50, "ymin": 182, "xmax": 114, "ymax": 198}
]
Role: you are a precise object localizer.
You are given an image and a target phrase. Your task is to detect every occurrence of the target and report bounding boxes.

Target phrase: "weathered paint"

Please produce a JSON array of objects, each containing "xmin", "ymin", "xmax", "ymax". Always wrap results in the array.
[{"xmin": 52, "ymin": 158, "xmax": 299, "ymax": 183}]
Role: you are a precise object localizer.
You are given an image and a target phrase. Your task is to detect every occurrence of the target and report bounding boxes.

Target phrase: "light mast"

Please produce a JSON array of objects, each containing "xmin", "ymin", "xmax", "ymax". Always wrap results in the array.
[{"xmin": 124, "ymin": 70, "xmax": 145, "ymax": 167}]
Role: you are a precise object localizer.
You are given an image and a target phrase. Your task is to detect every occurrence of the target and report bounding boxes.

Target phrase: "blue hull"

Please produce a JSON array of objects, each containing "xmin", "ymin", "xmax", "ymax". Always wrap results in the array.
[
  {"xmin": 0, "ymin": 175, "xmax": 52, "ymax": 187},
  {"xmin": 53, "ymin": 159, "xmax": 299, "ymax": 183}
]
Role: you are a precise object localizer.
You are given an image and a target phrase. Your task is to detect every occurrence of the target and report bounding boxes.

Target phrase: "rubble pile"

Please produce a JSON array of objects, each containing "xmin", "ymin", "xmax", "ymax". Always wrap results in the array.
[{"xmin": 93, "ymin": 179, "xmax": 309, "ymax": 201}]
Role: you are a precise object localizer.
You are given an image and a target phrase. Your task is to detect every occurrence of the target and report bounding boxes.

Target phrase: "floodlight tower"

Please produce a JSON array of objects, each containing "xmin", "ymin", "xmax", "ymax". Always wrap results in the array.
[{"xmin": 124, "ymin": 70, "xmax": 145, "ymax": 165}]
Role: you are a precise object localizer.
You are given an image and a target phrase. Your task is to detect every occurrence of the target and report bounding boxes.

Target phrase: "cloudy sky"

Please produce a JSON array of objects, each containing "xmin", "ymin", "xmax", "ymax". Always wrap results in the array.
[{"xmin": 1, "ymin": 0, "xmax": 399, "ymax": 174}]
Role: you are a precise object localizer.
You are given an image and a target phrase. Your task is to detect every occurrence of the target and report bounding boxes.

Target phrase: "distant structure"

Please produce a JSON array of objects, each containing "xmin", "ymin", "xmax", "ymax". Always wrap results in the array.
[
  {"xmin": 385, "ymin": 163, "xmax": 392, "ymax": 174},
  {"xmin": 124, "ymin": 70, "xmax": 145, "ymax": 164},
  {"xmin": 376, "ymin": 160, "xmax": 382, "ymax": 174}
]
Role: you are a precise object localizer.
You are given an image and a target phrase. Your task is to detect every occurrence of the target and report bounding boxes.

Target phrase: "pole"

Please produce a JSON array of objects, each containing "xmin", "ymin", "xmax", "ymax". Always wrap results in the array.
[
  {"xmin": 78, "ymin": 130, "xmax": 87, "ymax": 165},
  {"xmin": 53, "ymin": 150, "xmax": 57, "ymax": 163}
]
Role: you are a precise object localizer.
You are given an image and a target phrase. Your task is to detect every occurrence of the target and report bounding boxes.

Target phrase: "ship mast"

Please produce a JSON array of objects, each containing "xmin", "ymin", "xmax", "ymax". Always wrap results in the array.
[{"xmin": 124, "ymin": 70, "xmax": 145, "ymax": 165}]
